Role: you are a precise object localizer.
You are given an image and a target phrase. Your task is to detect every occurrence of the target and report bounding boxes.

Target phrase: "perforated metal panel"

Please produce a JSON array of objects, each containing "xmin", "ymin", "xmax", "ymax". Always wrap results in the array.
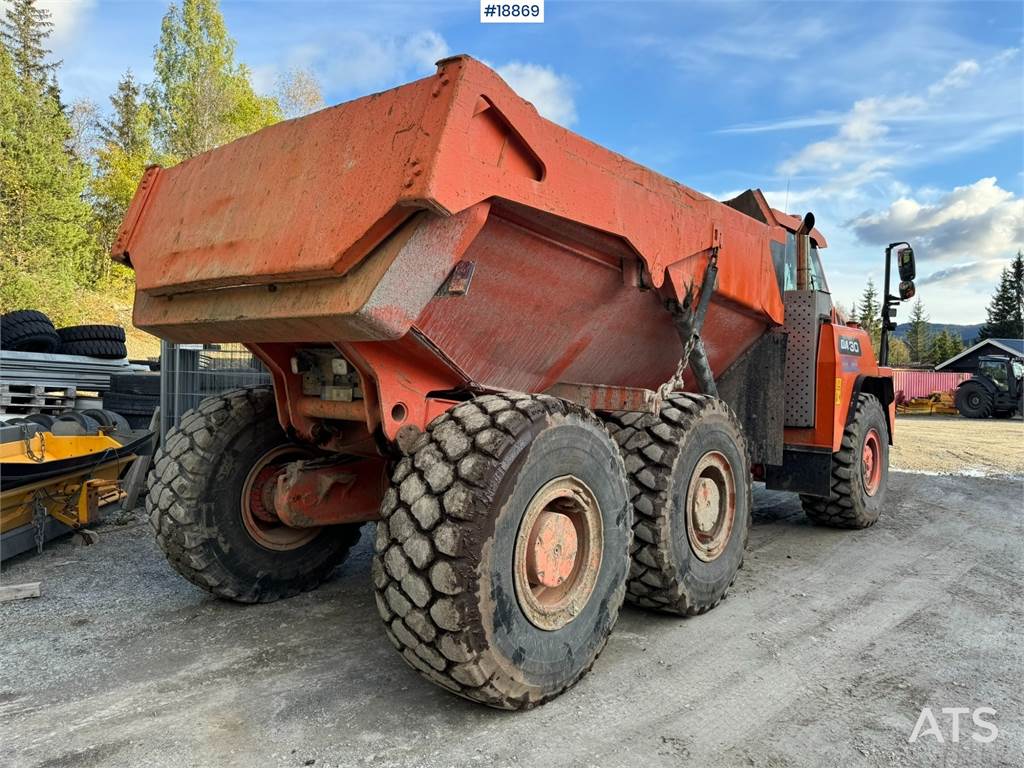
[{"xmin": 783, "ymin": 291, "xmax": 832, "ymax": 427}]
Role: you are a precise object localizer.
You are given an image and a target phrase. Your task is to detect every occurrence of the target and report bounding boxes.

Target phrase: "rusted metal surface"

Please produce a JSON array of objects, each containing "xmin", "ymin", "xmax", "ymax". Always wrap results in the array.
[
  {"xmin": 295, "ymin": 396, "xmax": 365, "ymax": 422},
  {"xmin": 513, "ymin": 476, "xmax": 603, "ymax": 631},
  {"xmin": 685, "ymin": 451, "xmax": 736, "ymax": 563},
  {"xmin": 240, "ymin": 445, "xmax": 321, "ymax": 550},
  {"xmin": 273, "ymin": 457, "xmax": 385, "ymax": 528},
  {"xmin": 114, "ymin": 54, "xmax": 892, "ymax": 465},
  {"xmin": 544, "ymin": 383, "xmax": 659, "ymax": 413},
  {"xmin": 117, "ymin": 56, "xmax": 785, "ymax": 326}
]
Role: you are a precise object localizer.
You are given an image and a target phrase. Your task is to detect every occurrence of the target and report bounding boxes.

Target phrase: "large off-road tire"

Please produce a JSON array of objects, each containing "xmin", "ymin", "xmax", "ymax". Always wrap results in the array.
[
  {"xmin": 56, "ymin": 324, "xmax": 126, "ymax": 344},
  {"xmin": 801, "ymin": 394, "xmax": 889, "ymax": 529},
  {"xmin": 604, "ymin": 394, "xmax": 752, "ymax": 615},
  {"xmin": 372, "ymin": 394, "xmax": 631, "ymax": 710},
  {"xmin": 955, "ymin": 383, "xmax": 993, "ymax": 418},
  {"xmin": 0, "ymin": 310, "xmax": 59, "ymax": 352},
  {"xmin": 147, "ymin": 387, "xmax": 361, "ymax": 603},
  {"xmin": 109, "ymin": 371, "xmax": 161, "ymax": 396},
  {"xmin": 57, "ymin": 338, "xmax": 128, "ymax": 359}
]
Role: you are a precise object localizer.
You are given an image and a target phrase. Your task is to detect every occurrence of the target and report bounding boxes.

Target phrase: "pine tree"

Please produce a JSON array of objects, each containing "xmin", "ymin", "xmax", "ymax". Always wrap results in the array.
[
  {"xmin": 857, "ymin": 278, "xmax": 882, "ymax": 354},
  {"xmin": 91, "ymin": 70, "xmax": 156, "ymax": 274},
  {"xmin": 148, "ymin": 0, "xmax": 282, "ymax": 161},
  {"xmin": 0, "ymin": 0, "xmax": 58, "ymax": 88},
  {"xmin": 0, "ymin": 3, "xmax": 98, "ymax": 317},
  {"xmin": 905, "ymin": 298, "xmax": 932, "ymax": 364},
  {"xmin": 979, "ymin": 252, "xmax": 1024, "ymax": 340},
  {"xmin": 929, "ymin": 331, "xmax": 953, "ymax": 366}
]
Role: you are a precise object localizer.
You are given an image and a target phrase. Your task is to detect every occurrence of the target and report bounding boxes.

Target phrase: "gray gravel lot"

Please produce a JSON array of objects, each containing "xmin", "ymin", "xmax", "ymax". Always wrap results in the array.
[{"xmin": 1, "ymin": 472, "xmax": 1022, "ymax": 768}]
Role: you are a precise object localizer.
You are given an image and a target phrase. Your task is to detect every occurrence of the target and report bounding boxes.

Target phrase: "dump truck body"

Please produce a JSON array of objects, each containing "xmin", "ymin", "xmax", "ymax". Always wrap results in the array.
[{"xmin": 121, "ymin": 56, "xmax": 902, "ymax": 710}]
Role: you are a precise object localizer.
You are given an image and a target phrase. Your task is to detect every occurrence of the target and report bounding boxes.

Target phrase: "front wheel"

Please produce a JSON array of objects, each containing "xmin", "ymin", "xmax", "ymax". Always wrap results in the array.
[
  {"xmin": 801, "ymin": 394, "xmax": 889, "ymax": 529},
  {"xmin": 147, "ymin": 387, "xmax": 361, "ymax": 603}
]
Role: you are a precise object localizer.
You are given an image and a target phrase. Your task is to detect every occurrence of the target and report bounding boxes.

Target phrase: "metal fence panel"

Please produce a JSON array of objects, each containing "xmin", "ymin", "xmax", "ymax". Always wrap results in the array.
[
  {"xmin": 892, "ymin": 369, "xmax": 970, "ymax": 400},
  {"xmin": 160, "ymin": 342, "xmax": 270, "ymax": 440}
]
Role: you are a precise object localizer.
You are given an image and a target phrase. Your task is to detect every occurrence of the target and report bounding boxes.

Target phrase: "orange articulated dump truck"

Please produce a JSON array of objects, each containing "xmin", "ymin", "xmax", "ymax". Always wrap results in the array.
[{"xmin": 115, "ymin": 56, "xmax": 916, "ymax": 709}]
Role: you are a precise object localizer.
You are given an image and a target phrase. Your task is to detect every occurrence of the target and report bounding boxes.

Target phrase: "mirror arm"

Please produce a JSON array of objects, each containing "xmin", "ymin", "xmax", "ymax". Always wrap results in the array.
[{"xmin": 879, "ymin": 241, "xmax": 910, "ymax": 366}]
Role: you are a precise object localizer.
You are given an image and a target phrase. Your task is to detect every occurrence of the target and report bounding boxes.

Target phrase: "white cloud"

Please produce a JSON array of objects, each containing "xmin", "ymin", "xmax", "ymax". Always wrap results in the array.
[
  {"xmin": 314, "ymin": 30, "xmax": 449, "ymax": 95},
  {"xmin": 495, "ymin": 61, "xmax": 577, "ymax": 126},
  {"xmin": 402, "ymin": 30, "xmax": 448, "ymax": 71},
  {"xmin": 848, "ymin": 178, "xmax": 1024, "ymax": 268},
  {"xmin": 927, "ymin": 59, "xmax": 980, "ymax": 96}
]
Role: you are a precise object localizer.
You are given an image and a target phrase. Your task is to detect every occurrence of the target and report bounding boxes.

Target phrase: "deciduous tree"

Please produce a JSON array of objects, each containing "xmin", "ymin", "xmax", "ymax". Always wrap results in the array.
[{"xmin": 148, "ymin": 0, "xmax": 282, "ymax": 161}]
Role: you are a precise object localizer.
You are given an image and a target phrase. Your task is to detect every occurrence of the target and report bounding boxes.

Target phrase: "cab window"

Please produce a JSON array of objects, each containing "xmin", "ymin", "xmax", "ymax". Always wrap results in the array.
[
  {"xmin": 980, "ymin": 360, "xmax": 1008, "ymax": 389},
  {"xmin": 770, "ymin": 233, "xmax": 830, "ymax": 294}
]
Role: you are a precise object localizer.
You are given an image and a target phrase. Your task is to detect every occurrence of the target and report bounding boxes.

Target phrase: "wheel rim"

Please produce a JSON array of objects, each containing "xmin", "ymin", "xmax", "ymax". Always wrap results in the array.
[
  {"xmin": 685, "ymin": 451, "xmax": 736, "ymax": 563},
  {"xmin": 513, "ymin": 476, "xmax": 603, "ymax": 631},
  {"xmin": 862, "ymin": 429, "xmax": 883, "ymax": 496},
  {"xmin": 240, "ymin": 445, "xmax": 320, "ymax": 551},
  {"xmin": 968, "ymin": 392, "xmax": 982, "ymax": 409}
]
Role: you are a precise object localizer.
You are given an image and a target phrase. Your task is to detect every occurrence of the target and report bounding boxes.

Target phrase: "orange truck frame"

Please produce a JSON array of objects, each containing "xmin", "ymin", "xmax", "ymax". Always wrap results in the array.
[{"xmin": 117, "ymin": 56, "xmax": 914, "ymax": 709}]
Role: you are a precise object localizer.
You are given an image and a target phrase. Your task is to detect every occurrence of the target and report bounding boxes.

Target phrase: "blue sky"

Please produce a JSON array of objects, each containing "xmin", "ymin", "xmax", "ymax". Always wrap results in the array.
[{"xmin": 34, "ymin": 0, "xmax": 1024, "ymax": 323}]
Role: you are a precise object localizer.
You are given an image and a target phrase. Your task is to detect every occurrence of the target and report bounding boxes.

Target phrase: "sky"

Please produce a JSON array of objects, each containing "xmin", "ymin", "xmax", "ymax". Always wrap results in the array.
[{"xmin": 30, "ymin": 0, "xmax": 1024, "ymax": 323}]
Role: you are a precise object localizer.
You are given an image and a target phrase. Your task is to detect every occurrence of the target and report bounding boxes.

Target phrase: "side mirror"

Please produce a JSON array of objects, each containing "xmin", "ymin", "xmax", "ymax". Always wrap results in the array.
[
  {"xmin": 897, "ymin": 246, "xmax": 916, "ymax": 281},
  {"xmin": 899, "ymin": 280, "xmax": 916, "ymax": 300}
]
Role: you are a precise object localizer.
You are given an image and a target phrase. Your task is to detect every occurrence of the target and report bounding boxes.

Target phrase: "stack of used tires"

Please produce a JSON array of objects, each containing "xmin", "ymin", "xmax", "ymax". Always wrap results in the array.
[
  {"xmin": 104, "ymin": 372, "xmax": 160, "ymax": 429},
  {"xmin": 1, "ymin": 310, "xmax": 128, "ymax": 359}
]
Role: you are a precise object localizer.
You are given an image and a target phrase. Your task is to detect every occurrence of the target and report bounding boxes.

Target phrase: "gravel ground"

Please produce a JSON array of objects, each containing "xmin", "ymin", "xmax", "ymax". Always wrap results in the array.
[
  {"xmin": 890, "ymin": 415, "xmax": 1024, "ymax": 476},
  {"xmin": 2, "ymin": 472, "xmax": 1022, "ymax": 768}
]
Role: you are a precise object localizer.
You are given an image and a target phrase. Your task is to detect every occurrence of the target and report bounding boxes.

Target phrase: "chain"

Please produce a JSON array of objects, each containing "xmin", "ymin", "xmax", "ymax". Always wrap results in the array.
[
  {"xmin": 31, "ymin": 493, "xmax": 48, "ymax": 553},
  {"xmin": 656, "ymin": 247, "xmax": 719, "ymax": 402},
  {"xmin": 657, "ymin": 330, "xmax": 695, "ymax": 402},
  {"xmin": 23, "ymin": 426, "xmax": 46, "ymax": 463}
]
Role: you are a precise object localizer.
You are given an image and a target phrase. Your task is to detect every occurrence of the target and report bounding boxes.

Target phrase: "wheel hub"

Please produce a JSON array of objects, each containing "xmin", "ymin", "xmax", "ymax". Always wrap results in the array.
[
  {"xmin": 685, "ymin": 451, "xmax": 736, "ymax": 562},
  {"xmin": 241, "ymin": 445, "xmax": 320, "ymax": 551},
  {"xmin": 526, "ymin": 511, "xmax": 579, "ymax": 588},
  {"xmin": 514, "ymin": 476, "xmax": 603, "ymax": 631},
  {"xmin": 862, "ymin": 428, "xmax": 882, "ymax": 497}
]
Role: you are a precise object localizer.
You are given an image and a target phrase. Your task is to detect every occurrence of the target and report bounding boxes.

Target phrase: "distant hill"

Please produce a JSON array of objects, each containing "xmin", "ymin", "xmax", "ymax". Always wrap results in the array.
[{"xmin": 894, "ymin": 322, "xmax": 982, "ymax": 345}]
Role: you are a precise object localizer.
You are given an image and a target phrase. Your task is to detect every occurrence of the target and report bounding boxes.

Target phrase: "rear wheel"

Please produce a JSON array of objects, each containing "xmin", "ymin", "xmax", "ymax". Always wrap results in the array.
[
  {"xmin": 605, "ymin": 394, "xmax": 751, "ymax": 615},
  {"xmin": 801, "ymin": 394, "xmax": 889, "ymax": 529},
  {"xmin": 146, "ymin": 387, "xmax": 361, "ymax": 603},
  {"xmin": 372, "ymin": 394, "xmax": 630, "ymax": 709},
  {"xmin": 955, "ymin": 383, "xmax": 993, "ymax": 418}
]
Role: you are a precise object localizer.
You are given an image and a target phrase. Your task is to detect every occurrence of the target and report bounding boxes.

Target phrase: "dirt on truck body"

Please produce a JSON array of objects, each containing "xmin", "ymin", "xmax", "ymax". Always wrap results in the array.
[{"xmin": 115, "ymin": 55, "xmax": 914, "ymax": 708}]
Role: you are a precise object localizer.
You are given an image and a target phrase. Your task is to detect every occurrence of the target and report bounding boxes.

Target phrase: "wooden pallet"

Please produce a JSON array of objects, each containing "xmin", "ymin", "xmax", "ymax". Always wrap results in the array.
[{"xmin": 0, "ymin": 382, "xmax": 77, "ymax": 415}]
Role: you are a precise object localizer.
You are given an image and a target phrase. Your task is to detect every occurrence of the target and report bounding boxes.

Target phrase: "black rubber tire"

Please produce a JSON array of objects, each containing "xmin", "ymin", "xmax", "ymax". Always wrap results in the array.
[
  {"xmin": 801, "ymin": 394, "xmax": 889, "ymax": 529},
  {"xmin": 604, "ymin": 394, "xmax": 752, "ymax": 615},
  {"xmin": 146, "ymin": 387, "xmax": 361, "ymax": 603},
  {"xmin": 51, "ymin": 412, "xmax": 101, "ymax": 436},
  {"xmin": 81, "ymin": 408, "xmax": 132, "ymax": 434},
  {"xmin": 993, "ymin": 410, "xmax": 1018, "ymax": 419},
  {"xmin": 372, "ymin": 393, "xmax": 630, "ymax": 710},
  {"xmin": 57, "ymin": 324, "xmax": 126, "ymax": 343},
  {"xmin": 57, "ymin": 339, "xmax": 128, "ymax": 359},
  {"xmin": 24, "ymin": 413, "xmax": 55, "ymax": 429},
  {"xmin": 1, "ymin": 310, "xmax": 59, "ymax": 353},
  {"xmin": 102, "ymin": 392, "xmax": 158, "ymax": 415},
  {"xmin": 109, "ymin": 372, "xmax": 161, "ymax": 396},
  {"xmin": 955, "ymin": 383, "xmax": 993, "ymax": 418}
]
